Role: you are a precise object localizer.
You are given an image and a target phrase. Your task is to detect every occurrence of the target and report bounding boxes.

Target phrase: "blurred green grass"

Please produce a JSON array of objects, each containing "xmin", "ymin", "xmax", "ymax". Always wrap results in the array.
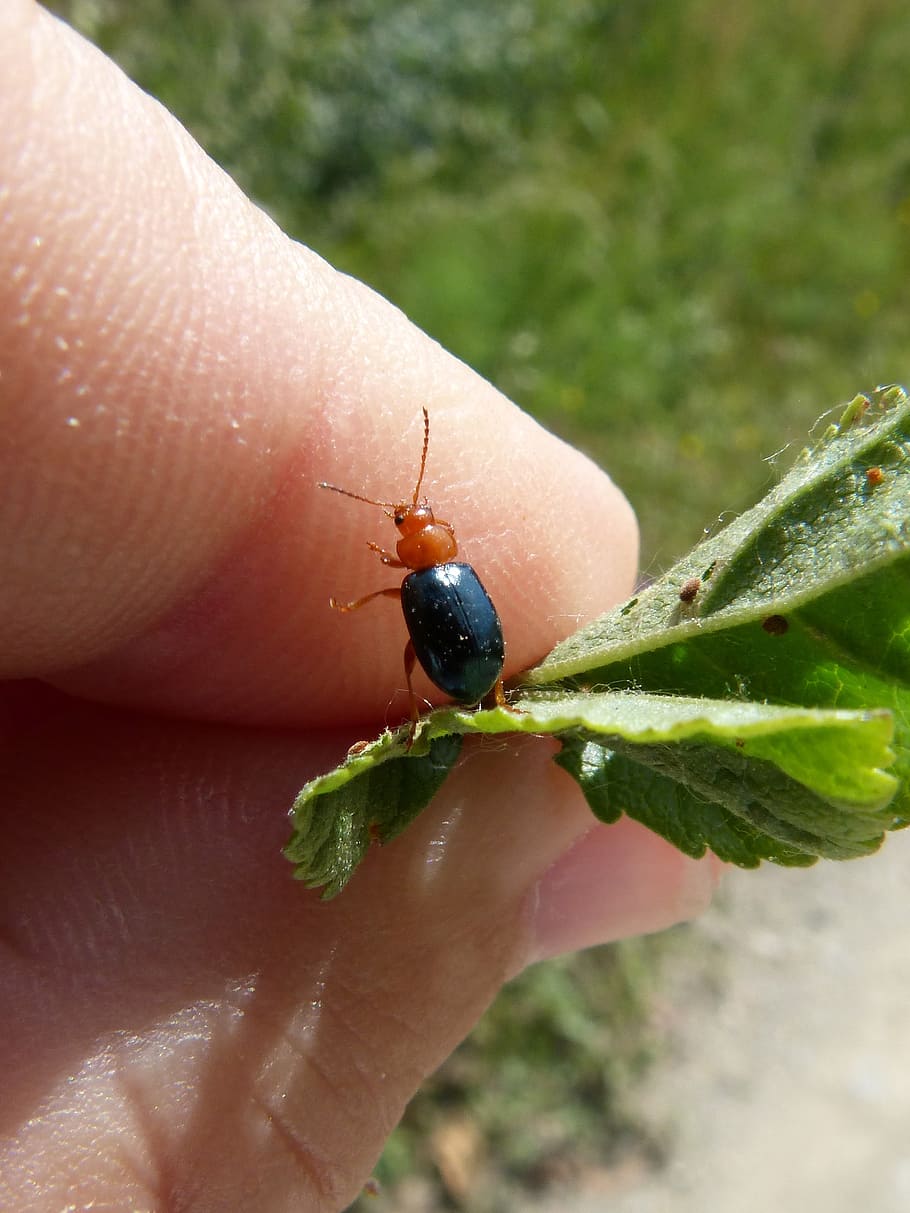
[{"xmin": 49, "ymin": 1, "xmax": 910, "ymax": 1206}]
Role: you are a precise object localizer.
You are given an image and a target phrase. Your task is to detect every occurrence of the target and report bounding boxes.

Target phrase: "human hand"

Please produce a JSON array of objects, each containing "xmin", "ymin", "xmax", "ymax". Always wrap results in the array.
[{"xmin": 0, "ymin": 5, "xmax": 720, "ymax": 1209}]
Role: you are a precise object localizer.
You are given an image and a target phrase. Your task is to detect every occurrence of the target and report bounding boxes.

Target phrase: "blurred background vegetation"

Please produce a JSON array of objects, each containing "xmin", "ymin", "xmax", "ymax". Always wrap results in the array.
[{"xmin": 48, "ymin": 0, "xmax": 910, "ymax": 1207}]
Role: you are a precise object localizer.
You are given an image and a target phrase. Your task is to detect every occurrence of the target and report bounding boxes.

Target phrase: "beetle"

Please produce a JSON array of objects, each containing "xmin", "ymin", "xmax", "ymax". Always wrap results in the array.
[{"xmin": 319, "ymin": 408, "xmax": 506, "ymax": 741}]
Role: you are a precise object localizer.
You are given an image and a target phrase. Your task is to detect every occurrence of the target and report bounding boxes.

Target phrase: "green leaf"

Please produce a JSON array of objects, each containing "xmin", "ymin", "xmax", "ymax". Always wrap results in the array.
[
  {"xmin": 284, "ymin": 733, "xmax": 463, "ymax": 897},
  {"xmin": 287, "ymin": 386, "xmax": 908, "ymax": 897},
  {"xmin": 529, "ymin": 383, "xmax": 910, "ymax": 819},
  {"xmin": 556, "ymin": 729, "xmax": 893, "ymax": 869},
  {"xmin": 532, "ymin": 386, "xmax": 909, "ymax": 683}
]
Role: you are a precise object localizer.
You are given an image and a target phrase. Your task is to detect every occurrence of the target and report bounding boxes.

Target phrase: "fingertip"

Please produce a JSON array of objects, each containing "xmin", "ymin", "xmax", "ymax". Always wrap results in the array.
[{"xmin": 525, "ymin": 817, "xmax": 723, "ymax": 966}]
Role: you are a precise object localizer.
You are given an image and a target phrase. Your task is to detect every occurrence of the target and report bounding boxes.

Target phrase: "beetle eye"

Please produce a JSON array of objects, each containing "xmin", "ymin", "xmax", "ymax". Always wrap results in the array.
[{"xmin": 394, "ymin": 511, "xmax": 406, "ymax": 525}]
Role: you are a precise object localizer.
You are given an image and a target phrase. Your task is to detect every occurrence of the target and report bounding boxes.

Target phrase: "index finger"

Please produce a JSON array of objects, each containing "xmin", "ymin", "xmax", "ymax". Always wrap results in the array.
[{"xmin": 0, "ymin": 4, "xmax": 637, "ymax": 727}]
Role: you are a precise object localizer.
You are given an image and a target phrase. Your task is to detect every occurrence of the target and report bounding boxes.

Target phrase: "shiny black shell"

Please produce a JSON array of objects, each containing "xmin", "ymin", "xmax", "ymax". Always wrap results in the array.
[{"xmin": 401, "ymin": 562, "xmax": 504, "ymax": 703}]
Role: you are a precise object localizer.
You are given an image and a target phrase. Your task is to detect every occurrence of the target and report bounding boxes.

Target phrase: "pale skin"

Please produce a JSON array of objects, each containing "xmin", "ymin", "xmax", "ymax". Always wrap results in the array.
[{"xmin": 0, "ymin": 4, "xmax": 722, "ymax": 1210}]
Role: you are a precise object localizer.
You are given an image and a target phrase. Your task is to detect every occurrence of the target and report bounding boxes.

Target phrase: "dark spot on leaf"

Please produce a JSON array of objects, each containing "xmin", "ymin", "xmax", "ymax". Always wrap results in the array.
[
  {"xmin": 679, "ymin": 577, "xmax": 701, "ymax": 603},
  {"xmin": 762, "ymin": 614, "xmax": 789, "ymax": 636}
]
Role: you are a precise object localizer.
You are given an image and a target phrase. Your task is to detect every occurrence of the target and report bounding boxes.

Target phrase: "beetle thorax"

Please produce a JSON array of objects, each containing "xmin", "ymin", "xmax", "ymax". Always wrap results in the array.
[{"xmin": 394, "ymin": 503, "xmax": 458, "ymax": 569}]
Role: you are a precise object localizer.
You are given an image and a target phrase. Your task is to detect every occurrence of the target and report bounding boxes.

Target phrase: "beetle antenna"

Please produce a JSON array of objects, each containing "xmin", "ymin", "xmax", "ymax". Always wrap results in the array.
[
  {"xmin": 412, "ymin": 406, "xmax": 430, "ymax": 505},
  {"xmin": 317, "ymin": 482, "xmax": 393, "ymax": 509}
]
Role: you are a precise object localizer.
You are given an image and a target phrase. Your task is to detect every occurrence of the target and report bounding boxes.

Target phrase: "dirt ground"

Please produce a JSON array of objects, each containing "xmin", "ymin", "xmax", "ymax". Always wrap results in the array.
[{"xmin": 528, "ymin": 829, "xmax": 910, "ymax": 1213}]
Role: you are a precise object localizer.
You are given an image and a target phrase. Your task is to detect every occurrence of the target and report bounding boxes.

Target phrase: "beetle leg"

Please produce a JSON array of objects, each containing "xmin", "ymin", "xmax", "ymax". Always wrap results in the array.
[
  {"xmin": 366, "ymin": 540, "xmax": 406, "ymax": 567},
  {"xmin": 403, "ymin": 639, "xmax": 420, "ymax": 749},
  {"xmin": 483, "ymin": 676, "xmax": 522, "ymax": 714},
  {"xmin": 329, "ymin": 586, "xmax": 401, "ymax": 612}
]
